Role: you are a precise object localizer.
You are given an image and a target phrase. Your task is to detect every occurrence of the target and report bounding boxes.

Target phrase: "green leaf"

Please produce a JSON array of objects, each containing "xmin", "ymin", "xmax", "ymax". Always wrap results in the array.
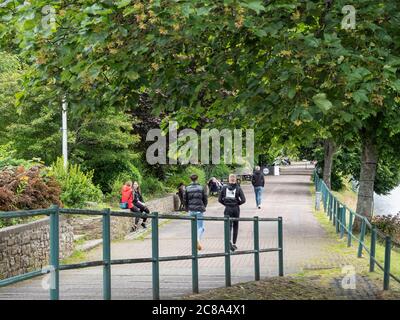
[
  {"xmin": 391, "ymin": 79, "xmax": 400, "ymax": 92},
  {"xmin": 312, "ymin": 93, "xmax": 333, "ymax": 112},
  {"xmin": 196, "ymin": 6, "xmax": 213, "ymax": 16},
  {"xmin": 115, "ymin": 0, "xmax": 132, "ymax": 9},
  {"xmin": 341, "ymin": 112, "xmax": 354, "ymax": 122},
  {"xmin": 352, "ymin": 90, "xmax": 369, "ymax": 104},
  {"xmin": 126, "ymin": 70, "xmax": 140, "ymax": 81},
  {"xmin": 242, "ymin": 1, "xmax": 266, "ymax": 14},
  {"xmin": 304, "ymin": 34, "xmax": 320, "ymax": 48},
  {"xmin": 288, "ymin": 86, "xmax": 296, "ymax": 100}
]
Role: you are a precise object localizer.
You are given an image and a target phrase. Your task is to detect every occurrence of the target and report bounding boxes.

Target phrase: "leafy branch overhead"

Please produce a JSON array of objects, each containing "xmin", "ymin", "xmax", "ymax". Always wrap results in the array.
[{"xmin": 0, "ymin": 0, "xmax": 399, "ymax": 221}]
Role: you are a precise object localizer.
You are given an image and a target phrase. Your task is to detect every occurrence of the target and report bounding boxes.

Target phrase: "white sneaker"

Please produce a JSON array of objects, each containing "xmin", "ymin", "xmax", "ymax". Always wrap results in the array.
[{"xmin": 258, "ymin": 205, "xmax": 261, "ymax": 209}]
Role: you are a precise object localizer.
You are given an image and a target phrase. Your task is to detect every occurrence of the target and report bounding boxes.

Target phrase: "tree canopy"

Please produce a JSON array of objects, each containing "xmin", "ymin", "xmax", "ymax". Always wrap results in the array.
[{"xmin": 1, "ymin": 0, "xmax": 399, "ymax": 220}]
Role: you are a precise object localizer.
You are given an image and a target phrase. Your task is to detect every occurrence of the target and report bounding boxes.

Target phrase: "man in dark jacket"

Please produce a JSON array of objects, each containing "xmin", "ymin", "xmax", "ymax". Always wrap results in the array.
[
  {"xmin": 218, "ymin": 174, "xmax": 246, "ymax": 252},
  {"xmin": 251, "ymin": 166, "xmax": 265, "ymax": 209},
  {"xmin": 185, "ymin": 174, "xmax": 208, "ymax": 250}
]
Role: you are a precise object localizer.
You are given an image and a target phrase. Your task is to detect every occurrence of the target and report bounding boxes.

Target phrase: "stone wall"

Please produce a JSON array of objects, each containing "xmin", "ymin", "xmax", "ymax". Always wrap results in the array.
[
  {"xmin": 68, "ymin": 194, "xmax": 178, "ymax": 240},
  {"xmin": 0, "ymin": 193, "xmax": 178, "ymax": 280},
  {"xmin": 0, "ymin": 217, "xmax": 74, "ymax": 280}
]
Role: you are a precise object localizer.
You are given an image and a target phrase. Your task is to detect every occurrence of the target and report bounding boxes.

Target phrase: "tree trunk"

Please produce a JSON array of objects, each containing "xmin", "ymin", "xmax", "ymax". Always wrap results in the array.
[
  {"xmin": 323, "ymin": 139, "xmax": 336, "ymax": 189},
  {"xmin": 354, "ymin": 133, "xmax": 378, "ymax": 230}
]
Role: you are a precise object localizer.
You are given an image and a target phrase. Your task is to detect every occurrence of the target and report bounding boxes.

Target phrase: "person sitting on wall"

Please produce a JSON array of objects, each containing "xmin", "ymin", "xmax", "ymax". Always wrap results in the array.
[
  {"xmin": 132, "ymin": 181, "xmax": 150, "ymax": 230},
  {"xmin": 207, "ymin": 177, "xmax": 223, "ymax": 196},
  {"xmin": 121, "ymin": 181, "xmax": 141, "ymax": 232}
]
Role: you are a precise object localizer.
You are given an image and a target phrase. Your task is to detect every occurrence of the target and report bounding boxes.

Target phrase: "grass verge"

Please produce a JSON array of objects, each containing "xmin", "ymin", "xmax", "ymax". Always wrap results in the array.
[{"xmin": 311, "ymin": 185, "xmax": 400, "ymax": 292}]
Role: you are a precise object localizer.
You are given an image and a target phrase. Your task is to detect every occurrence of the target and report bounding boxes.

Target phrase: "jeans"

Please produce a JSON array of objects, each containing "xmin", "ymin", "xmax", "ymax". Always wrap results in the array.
[
  {"xmin": 254, "ymin": 186, "xmax": 264, "ymax": 207},
  {"xmin": 189, "ymin": 211, "xmax": 205, "ymax": 241}
]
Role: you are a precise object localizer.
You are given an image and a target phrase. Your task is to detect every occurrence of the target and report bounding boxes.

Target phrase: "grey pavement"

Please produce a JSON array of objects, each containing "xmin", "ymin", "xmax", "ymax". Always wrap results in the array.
[{"xmin": 0, "ymin": 173, "xmax": 331, "ymax": 300}]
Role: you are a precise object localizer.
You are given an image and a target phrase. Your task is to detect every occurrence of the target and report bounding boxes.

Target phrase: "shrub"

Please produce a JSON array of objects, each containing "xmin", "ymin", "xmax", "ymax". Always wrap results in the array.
[
  {"xmin": 0, "ymin": 165, "xmax": 61, "ymax": 214},
  {"xmin": 141, "ymin": 176, "xmax": 168, "ymax": 199},
  {"xmin": 165, "ymin": 165, "xmax": 206, "ymax": 188},
  {"xmin": 49, "ymin": 158, "xmax": 103, "ymax": 208},
  {"xmin": 372, "ymin": 213, "xmax": 400, "ymax": 243},
  {"xmin": 0, "ymin": 143, "xmax": 43, "ymax": 169},
  {"xmin": 205, "ymin": 164, "xmax": 231, "ymax": 180},
  {"xmin": 92, "ymin": 160, "xmax": 142, "ymax": 194}
]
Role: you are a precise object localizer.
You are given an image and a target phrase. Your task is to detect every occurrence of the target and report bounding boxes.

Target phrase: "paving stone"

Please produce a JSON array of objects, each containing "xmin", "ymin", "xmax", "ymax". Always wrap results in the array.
[{"xmin": 0, "ymin": 172, "xmax": 380, "ymax": 300}]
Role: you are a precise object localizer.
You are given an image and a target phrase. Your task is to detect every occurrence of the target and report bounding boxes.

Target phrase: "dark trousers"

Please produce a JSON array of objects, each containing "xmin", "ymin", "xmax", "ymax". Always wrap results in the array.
[
  {"xmin": 224, "ymin": 206, "xmax": 240, "ymax": 244},
  {"xmin": 134, "ymin": 203, "xmax": 149, "ymax": 225},
  {"xmin": 178, "ymin": 195, "xmax": 185, "ymax": 211}
]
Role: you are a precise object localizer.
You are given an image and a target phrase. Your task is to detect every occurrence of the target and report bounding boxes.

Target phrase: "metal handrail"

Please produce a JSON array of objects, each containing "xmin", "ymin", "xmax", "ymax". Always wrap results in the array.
[
  {"xmin": 314, "ymin": 171, "xmax": 399, "ymax": 290},
  {"xmin": 0, "ymin": 206, "xmax": 284, "ymax": 300}
]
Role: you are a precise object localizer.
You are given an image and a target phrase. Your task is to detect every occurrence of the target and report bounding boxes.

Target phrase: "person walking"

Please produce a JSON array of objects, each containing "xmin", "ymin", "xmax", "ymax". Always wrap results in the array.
[
  {"xmin": 185, "ymin": 174, "xmax": 208, "ymax": 251},
  {"xmin": 177, "ymin": 182, "xmax": 186, "ymax": 211},
  {"xmin": 218, "ymin": 174, "xmax": 246, "ymax": 252},
  {"xmin": 133, "ymin": 181, "xmax": 150, "ymax": 229},
  {"xmin": 252, "ymin": 165, "xmax": 265, "ymax": 209}
]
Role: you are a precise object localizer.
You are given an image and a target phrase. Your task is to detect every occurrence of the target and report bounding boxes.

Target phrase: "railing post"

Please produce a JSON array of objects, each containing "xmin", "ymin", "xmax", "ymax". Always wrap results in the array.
[
  {"xmin": 325, "ymin": 188, "xmax": 329, "ymax": 213},
  {"xmin": 151, "ymin": 212, "xmax": 160, "ymax": 299},
  {"xmin": 369, "ymin": 227, "xmax": 377, "ymax": 273},
  {"xmin": 339, "ymin": 206, "xmax": 345, "ymax": 237},
  {"xmin": 102, "ymin": 208, "xmax": 111, "ymax": 300},
  {"xmin": 335, "ymin": 203, "xmax": 340, "ymax": 233},
  {"xmin": 253, "ymin": 217, "xmax": 260, "ymax": 281},
  {"xmin": 224, "ymin": 215, "xmax": 231, "ymax": 287},
  {"xmin": 333, "ymin": 198, "xmax": 337, "ymax": 227},
  {"xmin": 328, "ymin": 194, "xmax": 333, "ymax": 220},
  {"xmin": 49, "ymin": 205, "xmax": 60, "ymax": 300},
  {"xmin": 191, "ymin": 215, "xmax": 199, "ymax": 293},
  {"xmin": 347, "ymin": 211, "xmax": 353, "ymax": 247},
  {"xmin": 383, "ymin": 236, "xmax": 392, "ymax": 290},
  {"xmin": 278, "ymin": 217, "xmax": 284, "ymax": 277},
  {"xmin": 341, "ymin": 207, "xmax": 346, "ymax": 239},
  {"xmin": 357, "ymin": 219, "xmax": 366, "ymax": 258},
  {"xmin": 327, "ymin": 193, "xmax": 330, "ymax": 217}
]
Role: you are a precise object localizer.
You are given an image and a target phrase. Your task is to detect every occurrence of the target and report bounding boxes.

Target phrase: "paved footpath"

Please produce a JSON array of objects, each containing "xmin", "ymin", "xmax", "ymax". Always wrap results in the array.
[{"xmin": 0, "ymin": 173, "xmax": 335, "ymax": 300}]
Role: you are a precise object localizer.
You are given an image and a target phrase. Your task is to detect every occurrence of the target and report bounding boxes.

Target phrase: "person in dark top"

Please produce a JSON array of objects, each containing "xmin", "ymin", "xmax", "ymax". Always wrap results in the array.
[
  {"xmin": 218, "ymin": 174, "xmax": 246, "ymax": 252},
  {"xmin": 185, "ymin": 174, "xmax": 208, "ymax": 250},
  {"xmin": 207, "ymin": 177, "xmax": 222, "ymax": 196},
  {"xmin": 251, "ymin": 165, "xmax": 265, "ymax": 209},
  {"xmin": 133, "ymin": 181, "xmax": 150, "ymax": 229},
  {"xmin": 177, "ymin": 182, "xmax": 186, "ymax": 211}
]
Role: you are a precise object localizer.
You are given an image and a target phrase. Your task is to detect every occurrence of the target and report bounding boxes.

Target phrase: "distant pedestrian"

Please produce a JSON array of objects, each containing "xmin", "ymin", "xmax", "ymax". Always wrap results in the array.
[
  {"xmin": 218, "ymin": 174, "xmax": 246, "ymax": 252},
  {"xmin": 177, "ymin": 182, "xmax": 186, "ymax": 211},
  {"xmin": 185, "ymin": 174, "xmax": 208, "ymax": 251},
  {"xmin": 133, "ymin": 181, "xmax": 150, "ymax": 229},
  {"xmin": 251, "ymin": 166, "xmax": 265, "ymax": 209}
]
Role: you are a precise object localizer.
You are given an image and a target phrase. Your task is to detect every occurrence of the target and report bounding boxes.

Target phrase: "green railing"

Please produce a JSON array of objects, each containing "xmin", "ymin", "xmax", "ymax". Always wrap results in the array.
[
  {"xmin": 314, "ymin": 172, "xmax": 400, "ymax": 290},
  {"xmin": 0, "ymin": 206, "xmax": 283, "ymax": 300}
]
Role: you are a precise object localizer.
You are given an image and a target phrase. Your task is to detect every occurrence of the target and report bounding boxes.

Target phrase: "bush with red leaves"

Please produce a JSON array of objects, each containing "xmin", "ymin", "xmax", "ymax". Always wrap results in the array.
[{"xmin": 0, "ymin": 165, "xmax": 61, "ymax": 212}]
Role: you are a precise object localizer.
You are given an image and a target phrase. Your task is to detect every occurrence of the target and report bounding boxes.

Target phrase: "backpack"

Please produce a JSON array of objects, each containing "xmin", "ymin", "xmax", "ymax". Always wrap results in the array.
[{"xmin": 223, "ymin": 185, "xmax": 240, "ymax": 204}]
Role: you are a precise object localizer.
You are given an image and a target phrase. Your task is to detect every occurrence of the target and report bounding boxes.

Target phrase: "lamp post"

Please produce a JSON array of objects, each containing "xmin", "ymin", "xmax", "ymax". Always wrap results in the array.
[{"xmin": 61, "ymin": 96, "xmax": 68, "ymax": 169}]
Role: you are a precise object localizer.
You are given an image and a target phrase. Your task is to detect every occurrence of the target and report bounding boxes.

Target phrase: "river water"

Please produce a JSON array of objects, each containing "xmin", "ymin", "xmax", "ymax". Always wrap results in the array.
[{"xmin": 374, "ymin": 186, "xmax": 400, "ymax": 216}]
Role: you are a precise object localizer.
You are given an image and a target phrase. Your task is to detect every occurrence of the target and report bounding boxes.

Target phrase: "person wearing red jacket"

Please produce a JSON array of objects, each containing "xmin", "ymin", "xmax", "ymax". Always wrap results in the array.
[
  {"xmin": 121, "ymin": 181, "xmax": 134, "ymax": 209},
  {"xmin": 121, "ymin": 181, "xmax": 140, "ymax": 232}
]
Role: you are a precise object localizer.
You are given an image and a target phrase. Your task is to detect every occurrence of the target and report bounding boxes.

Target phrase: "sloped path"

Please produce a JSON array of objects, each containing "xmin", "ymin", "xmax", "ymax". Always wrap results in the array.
[{"xmin": 1, "ymin": 172, "xmax": 365, "ymax": 300}]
